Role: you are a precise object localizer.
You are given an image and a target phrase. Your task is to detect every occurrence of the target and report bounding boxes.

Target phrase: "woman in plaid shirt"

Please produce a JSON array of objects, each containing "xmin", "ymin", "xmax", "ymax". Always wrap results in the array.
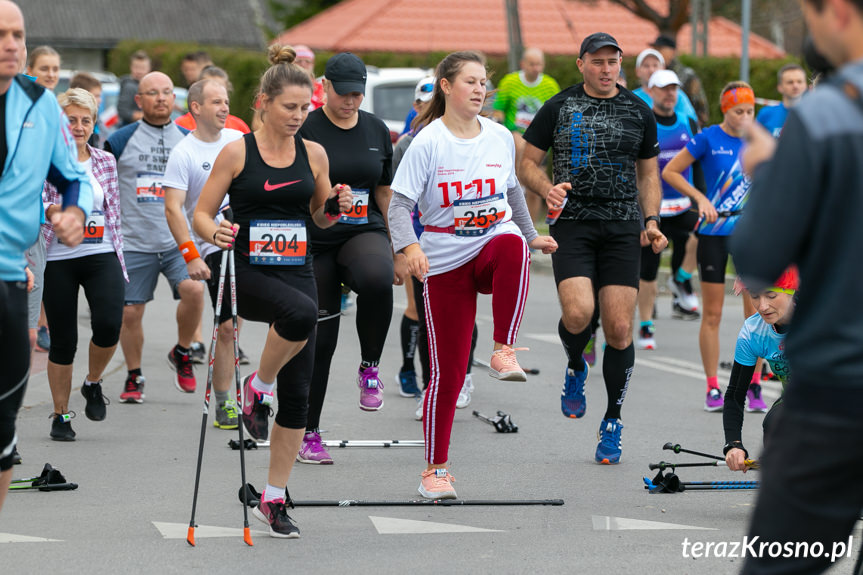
[{"xmin": 41, "ymin": 88, "xmax": 127, "ymax": 441}]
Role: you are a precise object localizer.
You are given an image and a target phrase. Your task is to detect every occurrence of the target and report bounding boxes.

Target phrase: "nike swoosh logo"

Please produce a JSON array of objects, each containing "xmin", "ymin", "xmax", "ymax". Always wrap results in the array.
[{"xmin": 263, "ymin": 179, "xmax": 302, "ymax": 191}]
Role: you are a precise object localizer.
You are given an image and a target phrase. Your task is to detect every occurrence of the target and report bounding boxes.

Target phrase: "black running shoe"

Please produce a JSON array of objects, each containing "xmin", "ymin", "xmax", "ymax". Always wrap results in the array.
[
  {"xmin": 238, "ymin": 346, "xmax": 250, "ymax": 366},
  {"xmin": 253, "ymin": 497, "xmax": 300, "ymax": 538},
  {"xmin": 241, "ymin": 373, "xmax": 273, "ymax": 441},
  {"xmin": 50, "ymin": 412, "xmax": 76, "ymax": 441},
  {"xmin": 189, "ymin": 341, "xmax": 206, "ymax": 364},
  {"xmin": 81, "ymin": 379, "xmax": 109, "ymax": 421}
]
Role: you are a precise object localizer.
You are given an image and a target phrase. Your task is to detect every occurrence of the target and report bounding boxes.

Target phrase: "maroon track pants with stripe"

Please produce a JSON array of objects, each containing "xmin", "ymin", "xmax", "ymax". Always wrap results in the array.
[{"xmin": 422, "ymin": 233, "xmax": 530, "ymax": 464}]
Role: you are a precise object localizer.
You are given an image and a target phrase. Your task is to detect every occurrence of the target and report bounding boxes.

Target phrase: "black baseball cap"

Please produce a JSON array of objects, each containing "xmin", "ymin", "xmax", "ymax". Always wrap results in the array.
[
  {"xmin": 579, "ymin": 32, "xmax": 622, "ymax": 58},
  {"xmin": 652, "ymin": 35, "xmax": 677, "ymax": 50},
  {"xmin": 324, "ymin": 52, "xmax": 367, "ymax": 95}
]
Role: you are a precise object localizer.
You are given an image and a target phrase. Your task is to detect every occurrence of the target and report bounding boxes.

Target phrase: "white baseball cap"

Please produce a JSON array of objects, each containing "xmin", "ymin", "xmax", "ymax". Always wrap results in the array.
[
  {"xmin": 648, "ymin": 69, "xmax": 682, "ymax": 89},
  {"xmin": 636, "ymin": 48, "xmax": 665, "ymax": 69},
  {"xmin": 414, "ymin": 76, "xmax": 435, "ymax": 102}
]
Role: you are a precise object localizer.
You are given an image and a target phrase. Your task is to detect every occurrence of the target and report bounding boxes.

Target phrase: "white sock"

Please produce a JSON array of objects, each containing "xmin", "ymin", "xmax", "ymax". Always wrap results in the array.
[
  {"xmin": 251, "ymin": 373, "xmax": 276, "ymax": 394},
  {"xmin": 84, "ymin": 379, "xmax": 99, "ymax": 386},
  {"xmin": 263, "ymin": 483, "xmax": 285, "ymax": 502}
]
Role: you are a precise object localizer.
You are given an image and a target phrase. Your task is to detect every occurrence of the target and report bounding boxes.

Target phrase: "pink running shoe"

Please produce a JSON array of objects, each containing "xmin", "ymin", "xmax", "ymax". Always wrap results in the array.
[
  {"xmin": 418, "ymin": 468, "xmax": 457, "ymax": 499},
  {"xmin": 488, "ymin": 346, "xmax": 528, "ymax": 382},
  {"xmin": 704, "ymin": 388, "xmax": 724, "ymax": 412},
  {"xmin": 241, "ymin": 372, "xmax": 274, "ymax": 441},
  {"xmin": 357, "ymin": 365, "xmax": 384, "ymax": 411},
  {"xmin": 746, "ymin": 384, "xmax": 769, "ymax": 413},
  {"xmin": 297, "ymin": 431, "xmax": 333, "ymax": 464}
]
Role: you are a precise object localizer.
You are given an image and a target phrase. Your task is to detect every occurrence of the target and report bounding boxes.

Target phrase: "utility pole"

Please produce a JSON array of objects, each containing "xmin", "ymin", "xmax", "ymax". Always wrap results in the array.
[
  {"xmin": 505, "ymin": 0, "xmax": 523, "ymax": 72},
  {"xmin": 690, "ymin": 0, "xmax": 710, "ymax": 57},
  {"xmin": 740, "ymin": 0, "xmax": 751, "ymax": 82}
]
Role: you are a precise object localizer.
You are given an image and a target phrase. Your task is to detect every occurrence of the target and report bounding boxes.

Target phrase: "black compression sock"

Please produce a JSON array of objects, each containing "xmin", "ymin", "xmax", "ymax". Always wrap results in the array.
[
  {"xmin": 128, "ymin": 368, "xmax": 142, "ymax": 378},
  {"xmin": 400, "ymin": 315, "xmax": 420, "ymax": 373},
  {"xmin": 361, "ymin": 360, "xmax": 379, "ymax": 369},
  {"xmin": 602, "ymin": 343, "xmax": 635, "ymax": 420},
  {"xmin": 559, "ymin": 319, "xmax": 591, "ymax": 372}
]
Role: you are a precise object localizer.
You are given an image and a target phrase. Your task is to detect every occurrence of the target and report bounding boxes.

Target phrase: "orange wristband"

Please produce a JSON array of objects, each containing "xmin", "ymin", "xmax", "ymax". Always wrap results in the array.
[{"xmin": 179, "ymin": 241, "xmax": 200, "ymax": 263}]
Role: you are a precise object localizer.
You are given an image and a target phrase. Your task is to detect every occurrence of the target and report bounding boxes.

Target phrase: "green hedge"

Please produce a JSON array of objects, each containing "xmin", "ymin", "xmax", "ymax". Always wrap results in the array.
[{"xmin": 108, "ymin": 40, "xmax": 801, "ymax": 126}]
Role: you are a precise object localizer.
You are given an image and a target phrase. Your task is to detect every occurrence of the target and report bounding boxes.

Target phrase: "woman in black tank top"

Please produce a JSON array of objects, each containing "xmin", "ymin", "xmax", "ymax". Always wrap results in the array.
[{"xmin": 193, "ymin": 44, "xmax": 353, "ymax": 539}]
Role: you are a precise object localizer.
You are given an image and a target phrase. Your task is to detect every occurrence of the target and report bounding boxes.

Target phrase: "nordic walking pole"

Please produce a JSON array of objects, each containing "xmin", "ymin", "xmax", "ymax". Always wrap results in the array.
[
  {"xmin": 229, "ymin": 249, "xmax": 253, "ymax": 546},
  {"xmin": 649, "ymin": 460, "xmax": 759, "ymax": 471},
  {"xmin": 662, "ymin": 442, "xmax": 724, "ymax": 461},
  {"xmin": 187, "ymin": 249, "xmax": 229, "ymax": 547}
]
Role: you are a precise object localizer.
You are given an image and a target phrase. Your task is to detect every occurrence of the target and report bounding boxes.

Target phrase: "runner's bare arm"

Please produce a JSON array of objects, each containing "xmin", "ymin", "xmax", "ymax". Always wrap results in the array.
[
  {"xmin": 637, "ymin": 157, "xmax": 668, "ymax": 254},
  {"xmin": 662, "ymin": 148, "xmax": 717, "ymax": 223},
  {"xmin": 519, "ymin": 142, "xmax": 570, "ymax": 209},
  {"xmin": 193, "ymin": 139, "xmax": 244, "ymax": 247},
  {"xmin": 166, "ymin": 186, "xmax": 210, "ymax": 280}
]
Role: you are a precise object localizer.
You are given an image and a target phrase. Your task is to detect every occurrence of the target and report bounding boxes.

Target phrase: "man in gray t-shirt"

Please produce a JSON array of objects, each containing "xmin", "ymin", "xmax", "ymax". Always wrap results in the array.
[{"xmin": 105, "ymin": 72, "xmax": 204, "ymax": 402}]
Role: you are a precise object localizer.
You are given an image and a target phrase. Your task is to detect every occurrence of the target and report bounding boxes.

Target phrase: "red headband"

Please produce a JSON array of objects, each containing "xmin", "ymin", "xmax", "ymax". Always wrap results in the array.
[{"xmin": 720, "ymin": 87, "xmax": 755, "ymax": 114}]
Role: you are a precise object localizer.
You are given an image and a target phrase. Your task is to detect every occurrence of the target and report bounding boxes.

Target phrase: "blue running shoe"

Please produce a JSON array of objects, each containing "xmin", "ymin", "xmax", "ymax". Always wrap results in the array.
[
  {"xmin": 396, "ymin": 370, "xmax": 421, "ymax": 398},
  {"xmin": 561, "ymin": 364, "xmax": 588, "ymax": 418},
  {"xmin": 595, "ymin": 418, "xmax": 623, "ymax": 464}
]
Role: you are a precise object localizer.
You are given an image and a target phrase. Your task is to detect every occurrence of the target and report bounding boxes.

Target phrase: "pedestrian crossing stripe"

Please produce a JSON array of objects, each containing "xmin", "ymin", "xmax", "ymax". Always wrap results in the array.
[{"xmin": 0, "ymin": 532, "xmax": 63, "ymax": 543}]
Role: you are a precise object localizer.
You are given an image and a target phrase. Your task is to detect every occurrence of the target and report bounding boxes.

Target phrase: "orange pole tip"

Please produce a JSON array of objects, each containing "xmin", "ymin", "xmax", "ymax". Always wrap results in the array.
[
  {"xmin": 186, "ymin": 526, "xmax": 196, "ymax": 547},
  {"xmin": 243, "ymin": 527, "xmax": 254, "ymax": 546}
]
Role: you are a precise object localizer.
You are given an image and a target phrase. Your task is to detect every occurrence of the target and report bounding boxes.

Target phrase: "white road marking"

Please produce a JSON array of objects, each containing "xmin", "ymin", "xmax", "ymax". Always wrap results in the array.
[
  {"xmin": 152, "ymin": 522, "xmax": 267, "ymax": 539},
  {"xmin": 591, "ymin": 515, "xmax": 716, "ymax": 531},
  {"xmin": 0, "ymin": 532, "xmax": 62, "ymax": 543},
  {"xmin": 369, "ymin": 516, "xmax": 503, "ymax": 534}
]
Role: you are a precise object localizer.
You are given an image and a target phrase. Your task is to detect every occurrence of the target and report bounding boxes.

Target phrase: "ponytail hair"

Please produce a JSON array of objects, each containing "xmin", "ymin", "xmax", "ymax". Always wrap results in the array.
[
  {"xmin": 414, "ymin": 51, "xmax": 487, "ymax": 129},
  {"xmin": 255, "ymin": 44, "xmax": 314, "ymax": 121}
]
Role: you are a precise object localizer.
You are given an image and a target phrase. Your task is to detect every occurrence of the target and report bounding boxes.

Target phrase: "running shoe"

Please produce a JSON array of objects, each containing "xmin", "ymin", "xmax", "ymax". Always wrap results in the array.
[
  {"xmin": 120, "ymin": 374, "xmax": 145, "ymax": 403},
  {"xmin": 254, "ymin": 497, "xmax": 300, "ymax": 538},
  {"xmin": 456, "ymin": 374, "xmax": 474, "ymax": 409},
  {"xmin": 746, "ymin": 384, "xmax": 769, "ymax": 413},
  {"xmin": 189, "ymin": 341, "xmax": 206, "ymax": 364},
  {"xmin": 704, "ymin": 388, "xmax": 724, "ymax": 412},
  {"xmin": 241, "ymin": 372, "xmax": 274, "ymax": 441},
  {"xmin": 396, "ymin": 370, "xmax": 421, "ymax": 398},
  {"xmin": 11, "ymin": 446, "xmax": 21, "ymax": 465},
  {"xmin": 668, "ymin": 276, "xmax": 700, "ymax": 312},
  {"xmin": 238, "ymin": 346, "xmax": 251, "ymax": 366},
  {"xmin": 214, "ymin": 400, "xmax": 239, "ymax": 429},
  {"xmin": 583, "ymin": 332, "xmax": 597, "ymax": 367},
  {"xmin": 418, "ymin": 468, "xmax": 457, "ymax": 499},
  {"xmin": 636, "ymin": 324, "xmax": 656, "ymax": 350},
  {"xmin": 561, "ymin": 364, "xmax": 588, "ymax": 418},
  {"xmin": 167, "ymin": 346, "xmax": 196, "ymax": 393},
  {"xmin": 49, "ymin": 412, "xmax": 76, "ymax": 442},
  {"xmin": 297, "ymin": 431, "xmax": 333, "ymax": 464},
  {"xmin": 357, "ymin": 365, "xmax": 384, "ymax": 411},
  {"xmin": 81, "ymin": 379, "xmax": 109, "ymax": 421},
  {"xmin": 488, "ymin": 346, "xmax": 527, "ymax": 381},
  {"xmin": 595, "ymin": 418, "xmax": 623, "ymax": 464},
  {"xmin": 415, "ymin": 390, "xmax": 425, "ymax": 421},
  {"xmin": 340, "ymin": 292, "xmax": 355, "ymax": 314},
  {"xmin": 671, "ymin": 299, "xmax": 701, "ymax": 320},
  {"xmin": 35, "ymin": 325, "xmax": 50, "ymax": 352}
]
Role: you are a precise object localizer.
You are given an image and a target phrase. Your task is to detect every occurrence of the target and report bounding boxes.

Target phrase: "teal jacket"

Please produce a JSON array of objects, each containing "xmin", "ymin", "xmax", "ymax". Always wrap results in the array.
[{"xmin": 0, "ymin": 75, "xmax": 92, "ymax": 281}]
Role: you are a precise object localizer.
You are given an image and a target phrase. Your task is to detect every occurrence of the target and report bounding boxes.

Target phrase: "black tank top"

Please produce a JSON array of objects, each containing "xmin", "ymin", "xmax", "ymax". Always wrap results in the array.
[{"xmin": 229, "ymin": 133, "xmax": 316, "ymax": 257}]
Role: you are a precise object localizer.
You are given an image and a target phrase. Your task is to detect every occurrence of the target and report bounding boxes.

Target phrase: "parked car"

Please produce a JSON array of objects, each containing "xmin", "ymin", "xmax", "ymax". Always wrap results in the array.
[{"xmin": 359, "ymin": 67, "xmax": 432, "ymax": 143}]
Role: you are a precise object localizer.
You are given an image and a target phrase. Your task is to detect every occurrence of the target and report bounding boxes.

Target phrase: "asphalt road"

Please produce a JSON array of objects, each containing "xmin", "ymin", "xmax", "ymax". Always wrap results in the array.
[{"xmin": 4, "ymin": 261, "xmax": 860, "ymax": 574}]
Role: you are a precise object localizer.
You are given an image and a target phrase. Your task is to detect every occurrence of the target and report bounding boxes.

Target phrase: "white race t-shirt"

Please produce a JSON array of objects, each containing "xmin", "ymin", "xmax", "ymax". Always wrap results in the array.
[
  {"xmin": 47, "ymin": 157, "xmax": 115, "ymax": 261},
  {"xmin": 163, "ymin": 129, "xmax": 243, "ymax": 258},
  {"xmin": 391, "ymin": 116, "xmax": 522, "ymax": 276}
]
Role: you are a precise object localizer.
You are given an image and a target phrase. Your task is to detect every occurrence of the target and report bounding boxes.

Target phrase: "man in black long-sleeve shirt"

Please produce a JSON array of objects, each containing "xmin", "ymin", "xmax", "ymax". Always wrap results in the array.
[{"xmin": 731, "ymin": 1, "xmax": 863, "ymax": 572}]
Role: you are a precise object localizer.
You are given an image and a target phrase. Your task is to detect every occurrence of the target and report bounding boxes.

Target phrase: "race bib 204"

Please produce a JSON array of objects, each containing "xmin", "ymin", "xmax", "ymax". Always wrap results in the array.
[{"xmin": 249, "ymin": 220, "xmax": 307, "ymax": 265}]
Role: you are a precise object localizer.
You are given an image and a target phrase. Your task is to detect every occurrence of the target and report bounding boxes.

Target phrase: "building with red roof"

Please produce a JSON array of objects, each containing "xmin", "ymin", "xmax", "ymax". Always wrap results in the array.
[{"xmin": 275, "ymin": 0, "xmax": 785, "ymax": 59}]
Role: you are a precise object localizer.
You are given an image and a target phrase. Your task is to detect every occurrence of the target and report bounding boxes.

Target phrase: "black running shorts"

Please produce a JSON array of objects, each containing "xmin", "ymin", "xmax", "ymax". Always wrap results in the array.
[{"xmin": 550, "ymin": 219, "xmax": 641, "ymax": 289}]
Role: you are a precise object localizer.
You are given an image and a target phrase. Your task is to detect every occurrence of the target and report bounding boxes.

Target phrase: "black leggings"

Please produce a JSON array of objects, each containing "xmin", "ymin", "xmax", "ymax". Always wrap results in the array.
[
  {"xmin": 42, "ymin": 253, "xmax": 125, "ymax": 366},
  {"xmin": 640, "ymin": 211, "xmax": 698, "ymax": 282},
  {"xmin": 0, "ymin": 281, "xmax": 30, "ymax": 471},
  {"xmin": 235, "ymin": 256, "xmax": 318, "ymax": 429},
  {"xmin": 306, "ymin": 232, "xmax": 394, "ymax": 429}
]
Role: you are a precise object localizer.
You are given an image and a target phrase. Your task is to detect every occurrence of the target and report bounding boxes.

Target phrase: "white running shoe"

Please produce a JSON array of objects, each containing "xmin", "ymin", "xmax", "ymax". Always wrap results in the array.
[
  {"xmin": 456, "ymin": 374, "xmax": 474, "ymax": 408},
  {"xmin": 415, "ymin": 391, "xmax": 425, "ymax": 421}
]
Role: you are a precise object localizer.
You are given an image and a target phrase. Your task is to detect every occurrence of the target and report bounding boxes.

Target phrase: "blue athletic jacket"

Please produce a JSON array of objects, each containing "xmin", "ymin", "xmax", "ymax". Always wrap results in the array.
[{"xmin": 0, "ymin": 75, "xmax": 92, "ymax": 281}]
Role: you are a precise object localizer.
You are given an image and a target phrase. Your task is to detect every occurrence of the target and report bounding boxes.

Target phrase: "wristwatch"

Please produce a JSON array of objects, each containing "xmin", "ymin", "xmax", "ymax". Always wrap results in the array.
[
  {"xmin": 644, "ymin": 215, "xmax": 661, "ymax": 227},
  {"xmin": 723, "ymin": 441, "xmax": 748, "ymax": 457}
]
